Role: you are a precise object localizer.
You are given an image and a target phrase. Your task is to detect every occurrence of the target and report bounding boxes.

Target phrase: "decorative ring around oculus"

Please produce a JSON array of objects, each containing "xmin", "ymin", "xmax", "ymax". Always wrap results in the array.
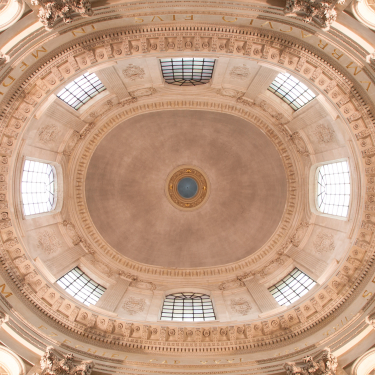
[{"xmin": 165, "ymin": 165, "xmax": 210, "ymax": 211}]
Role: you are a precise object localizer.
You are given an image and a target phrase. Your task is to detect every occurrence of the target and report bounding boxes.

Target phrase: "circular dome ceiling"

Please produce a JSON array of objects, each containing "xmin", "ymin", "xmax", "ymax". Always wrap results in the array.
[{"xmin": 85, "ymin": 110, "xmax": 287, "ymax": 268}]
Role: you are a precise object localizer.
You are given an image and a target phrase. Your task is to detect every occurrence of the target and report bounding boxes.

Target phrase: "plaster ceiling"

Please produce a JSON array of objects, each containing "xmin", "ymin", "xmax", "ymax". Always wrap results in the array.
[{"xmin": 85, "ymin": 110, "xmax": 287, "ymax": 268}]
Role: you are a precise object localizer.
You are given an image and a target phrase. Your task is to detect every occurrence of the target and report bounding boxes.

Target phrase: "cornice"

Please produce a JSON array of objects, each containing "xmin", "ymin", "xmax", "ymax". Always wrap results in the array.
[{"xmin": 0, "ymin": 18, "xmax": 373, "ymax": 364}]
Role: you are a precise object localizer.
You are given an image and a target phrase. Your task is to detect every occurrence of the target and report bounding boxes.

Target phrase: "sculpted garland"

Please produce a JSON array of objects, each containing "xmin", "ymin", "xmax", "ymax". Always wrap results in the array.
[{"xmin": 0, "ymin": 25, "xmax": 372, "ymax": 353}]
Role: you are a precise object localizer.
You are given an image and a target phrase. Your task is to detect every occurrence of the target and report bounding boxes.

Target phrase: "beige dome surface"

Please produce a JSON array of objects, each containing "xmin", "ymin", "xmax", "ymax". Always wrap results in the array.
[{"xmin": 85, "ymin": 110, "xmax": 287, "ymax": 268}]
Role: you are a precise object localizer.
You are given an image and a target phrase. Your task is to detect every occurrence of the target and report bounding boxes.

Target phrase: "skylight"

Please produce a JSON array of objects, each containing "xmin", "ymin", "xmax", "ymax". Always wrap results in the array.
[
  {"xmin": 268, "ymin": 72, "xmax": 316, "ymax": 110},
  {"xmin": 160, "ymin": 58, "xmax": 215, "ymax": 86},
  {"xmin": 160, "ymin": 292, "xmax": 216, "ymax": 321},
  {"xmin": 57, "ymin": 267, "xmax": 106, "ymax": 306},
  {"xmin": 21, "ymin": 160, "xmax": 55, "ymax": 216},
  {"xmin": 317, "ymin": 161, "xmax": 350, "ymax": 217},
  {"xmin": 269, "ymin": 268, "xmax": 316, "ymax": 306},
  {"xmin": 57, "ymin": 72, "xmax": 106, "ymax": 110}
]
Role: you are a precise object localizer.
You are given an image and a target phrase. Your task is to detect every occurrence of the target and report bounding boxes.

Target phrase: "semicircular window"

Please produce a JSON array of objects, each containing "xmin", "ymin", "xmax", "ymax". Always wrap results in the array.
[
  {"xmin": 21, "ymin": 160, "xmax": 56, "ymax": 216},
  {"xmin": 317, "ymin": 161, "xmax": 350, "ymax": 218},
  {"xmin": 57, "ymin": 72, "xmax": 106, "ymax": 110},
  {"xmin": 160, "ymin": 58, "xmax": 215, "ymax": 86},
  {"xmin": 161, "ymin": 292, "xmax": 215, "ymax": 321},
  {"xmin": 269, "ymin": 268, "xmax": 316, "ymax": 306},
  {"xmin": 268, "ymin": 72, "xmax": 316, "ymax": 110}
]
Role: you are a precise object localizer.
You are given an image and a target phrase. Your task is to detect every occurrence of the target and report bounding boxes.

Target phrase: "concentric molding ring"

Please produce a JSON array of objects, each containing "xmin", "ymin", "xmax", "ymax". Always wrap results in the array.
[
  {"xmin": 165, "ymin": 165, "xmax": 210, "ymax": 211},
  {"xmin": 71, "ymin": 100, "xmax": 301, "ymax": 277}
]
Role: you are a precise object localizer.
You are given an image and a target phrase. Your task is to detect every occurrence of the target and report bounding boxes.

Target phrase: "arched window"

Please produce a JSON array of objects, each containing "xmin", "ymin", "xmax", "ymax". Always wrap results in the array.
[
  {"xmin": 317, "ymin": 161, "xmax": 350, "ymax": 218},
  {"xmin": 160, "ymin": 58, "xmax": 215, "ymax": 86},
  {"xmin": 57, "ymin": 72, "xmax": 106, "ymax": 110},
  {"xmin": 268, "ymin": 72, "xmax": 316, "ymax": 110},
  {"xmin": 0, "ymin": 347, "xmax": 26, "ymax": 375},
  {"xmin": 57, "ymin": 267, "xmax": 106, "ymax": 306},
  {"xmin": 21, "ymin": 160, "xmax": 56, "ymax": 216},
  {"xmin": 161, "ymin": 292, "xmax": 215, "ymax": 321},
  {"xmin": 269, "ymin": 268, "xmax": 316, "ymax": 306}
]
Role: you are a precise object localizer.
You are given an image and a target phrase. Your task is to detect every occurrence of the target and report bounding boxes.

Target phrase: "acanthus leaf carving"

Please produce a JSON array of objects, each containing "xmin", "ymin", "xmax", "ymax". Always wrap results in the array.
[
  {"xmin": 257, "ymin": 257, "xmax": 285, "ymax": 278},
  {"xmin": 216, "ymin": 88, "xmax": 244, "ymax": 99},
  {"xmin": 290, "ymin": 131, "xmax": 310, "ymax": 157},
  {"xmin": 129, "ymin": 87, "xmax": 156, "ymax": 98},
  {"xmin": 130, "ymin": 279, "xmax": 156, "ymax": 290},
  {"xmin": 63, "ymin": 131, "xmax": 80, "ymax": 157},
  {"xmin": 38, "ymin": 346, "xmax": 94, "ymax": 375},
  {"xmin": 230, "ymin": 298, "xmax": 252, "ymax": 315},
  {"xmin": 313, "ymin": 231, "xmax": 335, "ymax": 254},
  {"xmin": 122, "ymin": 64, "xmax": 145, "ymax": 81},
  {"xmin": 284, "ymin": 0, "xmax": 344, "ymax": 30},
  {"xmin": 219, "ymin": 278, "xmax": 244, "ymax": 290},
  {"xmin": 38, "ymin": 124, "xmax": 60, "ymax": 144},
  {"xmin": 88, "ymin": 100, "xmax": 113, "ymax": 121},
  {"xmin": 284, "ymin": 348, "xmax": 337, "ymax": 375},
  {"xmin": 229, "ymin": 64, "xmax": 250, "ymax": 79},
  {"xmin": 314, "ymin": 124, "xmax": 335, "ymax": 144},
  {"xmin": 31, "ymin": 0, "xmax": 93, "ymax": 30},
  {"xmin": 37, "ymin": 230, "xmax": 63, "ymax": 254},
  {"xmin": 62, "ymin": 220, "xmax": 81, "ymax": 246},
  {"xmin": 291, "ymin": 222, "xmax": 309, "ymax": 247},
  {"xmin": 122, "ymin": 297, "xmax": 146, "ymax": 315}
]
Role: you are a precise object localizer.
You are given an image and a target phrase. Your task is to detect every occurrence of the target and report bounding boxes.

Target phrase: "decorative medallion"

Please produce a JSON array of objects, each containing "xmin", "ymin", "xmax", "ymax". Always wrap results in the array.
[
  {"xmin": 122, "ymin": 297, "xmax": 146, "ymax": 315},
  {"xmin": 313, "ymin": 231, "xmax": 335, "ymax": 254},
  {"xmin": 122, "ymin": 64, "xmax": 145, "ymax": 81},
  {"xmin": 230, "ymin": 298, "xmax": 252, "ymax": 315},
  {"xmin": 165, "ymin": 165, "xmax": 210, "ymax": 211},
  {"xmin": 313, "ymin": 123, "xmax": 335, "ymax": 144},
  {"xmin": 229, "ymin": 64, "xmax": 250, "ymax": 79}
]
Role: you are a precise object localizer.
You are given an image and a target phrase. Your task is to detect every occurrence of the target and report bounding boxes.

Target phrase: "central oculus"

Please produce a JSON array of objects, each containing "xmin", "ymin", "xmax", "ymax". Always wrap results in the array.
[
  {"xmin": 165, "ymin": 165, "xmax": 210, "ymax": 211},
  {"xmin": 177, "ymin": 177, "xmax": 198, "ymax": 198}
]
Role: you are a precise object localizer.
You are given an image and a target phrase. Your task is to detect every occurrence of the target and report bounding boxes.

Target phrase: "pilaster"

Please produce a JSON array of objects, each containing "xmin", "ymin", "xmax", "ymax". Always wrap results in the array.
[
  {"xmin": 242, "ymin": 277, "xmax": 280, "ymax": 313},
  {"xmin": 95, "ymin": 277, "xmax": 131, "ymax": 313},
  {"xmin": 95, "ymin": 66, "xmax": 130, "ymax": 102}
]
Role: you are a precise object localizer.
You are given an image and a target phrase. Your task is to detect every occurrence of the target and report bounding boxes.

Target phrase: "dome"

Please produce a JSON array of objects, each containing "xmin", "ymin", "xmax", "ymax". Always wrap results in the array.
[{"xmin": 0, "ymin": 1, "xmax": 374, "ymax": 375}]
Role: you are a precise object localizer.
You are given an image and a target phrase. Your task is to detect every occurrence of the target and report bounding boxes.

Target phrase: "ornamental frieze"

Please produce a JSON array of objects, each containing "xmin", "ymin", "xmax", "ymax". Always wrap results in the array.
[{"xmin": 0, "ymin": 21, "xmax": 373, "ymax": 359}]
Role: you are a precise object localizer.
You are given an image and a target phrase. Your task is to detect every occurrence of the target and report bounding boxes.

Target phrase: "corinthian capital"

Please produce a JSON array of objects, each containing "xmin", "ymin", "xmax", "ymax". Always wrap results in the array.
[
  {"xmin": 284, "ymin": 0, "xmax": 345, "ymax": 30},
  {"xmin": 31, "ymin": 0, "xmax": 93, "ymax": 30}
]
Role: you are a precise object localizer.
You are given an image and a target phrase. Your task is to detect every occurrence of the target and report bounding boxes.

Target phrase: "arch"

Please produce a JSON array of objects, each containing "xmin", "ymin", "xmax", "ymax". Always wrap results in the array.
[
  {"xmin": 351, "ymin": 348, "xmax": 375, "ymax": 375},
  {"xmin": 309, "ymin": 158, "xmax": 351, "ymax": 220},
  {"xmin": 0, "ymin": 347, "xmax": 26, "ymax": 375},
  {"xmin": 21, "ymin": 159, "xmax": 56, "ymax": 216}
]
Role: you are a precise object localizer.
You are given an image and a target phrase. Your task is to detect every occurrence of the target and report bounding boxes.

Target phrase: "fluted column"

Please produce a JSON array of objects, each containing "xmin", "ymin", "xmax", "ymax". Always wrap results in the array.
[
  {"xmin": 242, "ymin": 276, "xmax": 279, "ymax": 313},
  {"xmin": 95, "ymin": 277, "xmax": 132, "ymax": 313}
]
